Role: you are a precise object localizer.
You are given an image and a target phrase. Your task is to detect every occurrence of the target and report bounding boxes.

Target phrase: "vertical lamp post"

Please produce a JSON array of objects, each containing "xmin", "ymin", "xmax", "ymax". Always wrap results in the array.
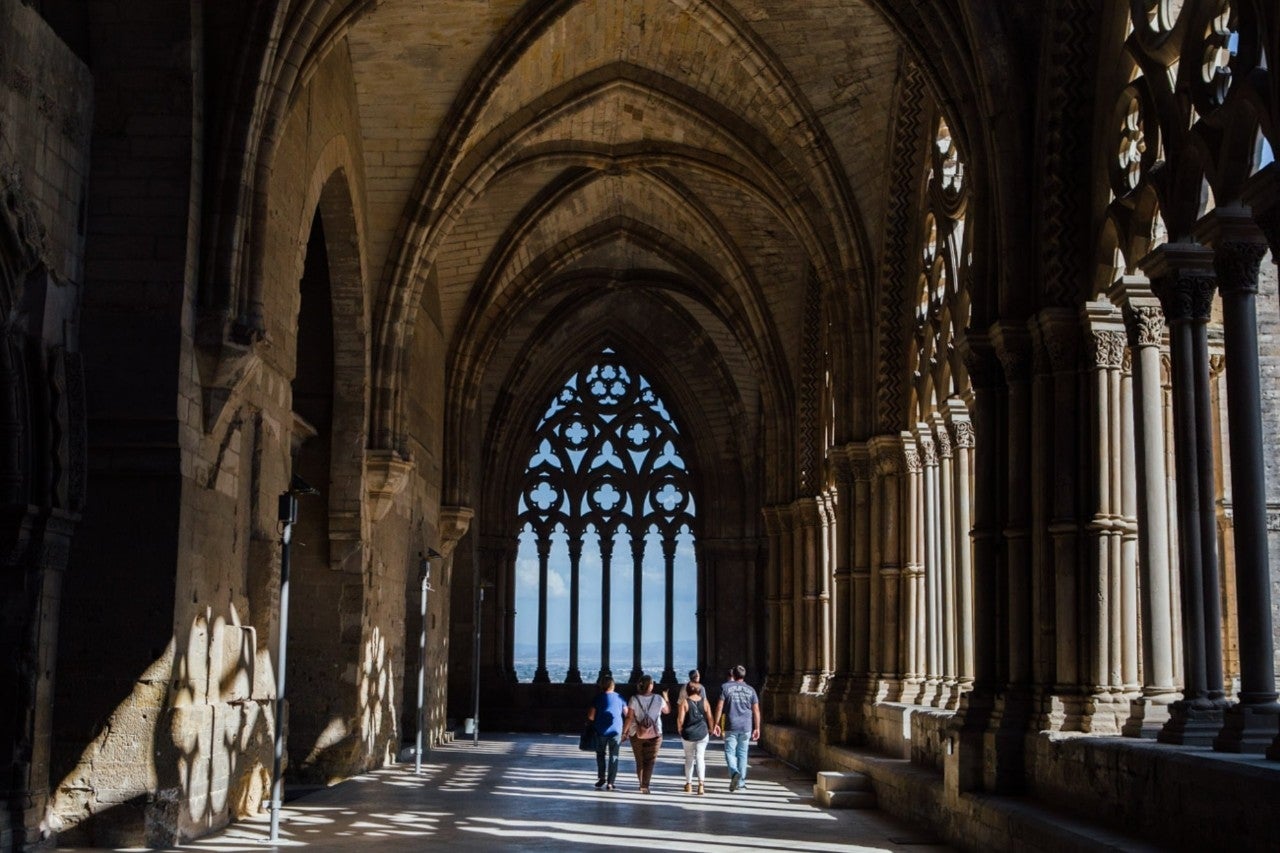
[
  {"xmin": 269, "ymin": 475, "xmax": 318, "ymax": 843},
  {"xmin": 415, "ymin": 547, "xmax": 443, "ymax": 774}
]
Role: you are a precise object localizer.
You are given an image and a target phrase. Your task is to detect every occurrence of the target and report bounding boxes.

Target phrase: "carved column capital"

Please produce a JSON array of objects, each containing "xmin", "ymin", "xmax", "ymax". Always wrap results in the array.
[
  {"xmin": 916, "ymin": 427, "xmax": 938, "ymax": 467},
  {"xmin": 846, "ymin": 443, "xmax": 872, "ymax": 482},
  {"xmin": 1194, "ymin": 204, "xmax": 1269, "ymax": 297},
  {"xmin": 1140, "ymin": 243, "xmax": 1217, "ymax": 323},
  {"xmin": 1034, "ymin": 309, "xmax": 1080, "ymax": 374},
  {"xmin": 958, "ymin": 331, "xmax": 1003, "ymax": 390},
  {"xmin": 900, "ymin": 433, "xmax": 922, "ymax": 474},
  {"xmin": 931, "ymin": 412, "xmax": 953, "ymax": 459}
]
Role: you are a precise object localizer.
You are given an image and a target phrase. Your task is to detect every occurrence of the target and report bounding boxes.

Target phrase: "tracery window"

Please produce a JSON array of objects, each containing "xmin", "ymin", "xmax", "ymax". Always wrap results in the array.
[{"xmin": 514, "ymin": 349, "xmax": 697, "ymax": 684}]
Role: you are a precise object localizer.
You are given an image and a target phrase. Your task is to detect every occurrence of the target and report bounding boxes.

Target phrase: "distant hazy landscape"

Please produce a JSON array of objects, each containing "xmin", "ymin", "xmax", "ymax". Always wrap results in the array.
[{"xmin": 513, "ymin": 639, "xmax": 697, "ymax": 683}]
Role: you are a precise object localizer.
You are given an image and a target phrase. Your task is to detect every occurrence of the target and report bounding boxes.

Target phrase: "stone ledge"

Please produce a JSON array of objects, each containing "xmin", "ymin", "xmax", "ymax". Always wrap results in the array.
[{"xmin": 764, "ymin": 723, "xmax": 1168, "ymax": 853}]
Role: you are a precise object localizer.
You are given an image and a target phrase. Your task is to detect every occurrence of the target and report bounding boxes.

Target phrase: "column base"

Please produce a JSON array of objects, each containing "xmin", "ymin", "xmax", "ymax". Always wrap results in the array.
[
  {"xmin": 1122, "ymin": 690, "xmax": 1178, "ymax": 738},
  {"xmin": 1157, "ymin": 698, "xmax": 1226, "ymax": 746},
  {"xmin": 660, "ymin": 668, "xmax": 679, "ymax": 687},
  {"xmin": 984, "ymin": 689, "xmax": 1032, "ymax": 793},
  {"xmin": 565, "ymin": 668, "xmax": 583, "ymax": 684},
  {"xmin": 532, "ymin": 669, "xmax": 551, "ymax": 684},
  {"xmin": 1213, "ymin": 701, "xmax": 1280, "ymax": 754}
]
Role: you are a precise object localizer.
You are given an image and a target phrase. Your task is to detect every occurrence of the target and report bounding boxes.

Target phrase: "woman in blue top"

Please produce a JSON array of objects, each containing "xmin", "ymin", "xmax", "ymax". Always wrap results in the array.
[{"xmin": 586, "ymin": 676, "xmax": 628, "ymax": 790}]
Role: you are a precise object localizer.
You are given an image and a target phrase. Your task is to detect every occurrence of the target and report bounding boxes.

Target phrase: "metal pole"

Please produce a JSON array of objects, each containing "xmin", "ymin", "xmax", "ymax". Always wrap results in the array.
[
  {"xmin": 269, "ymin": 492, "xmax": 297, "ymax": 843},
  {"xmin": 415, "ymin": 555, "xmax": 431, "ymax": 774},
  {"xmin": 472, "ymin": 585, "xmax": 484, "ymax": 746}
]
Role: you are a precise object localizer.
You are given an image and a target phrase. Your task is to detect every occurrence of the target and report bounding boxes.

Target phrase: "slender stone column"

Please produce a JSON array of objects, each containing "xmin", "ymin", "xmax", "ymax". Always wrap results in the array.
[
  {"xmin": 850, "ymin": 446, "xmax": 873, "ymax": 679},
  {"xmin": 1143, "ymin": 244, "xmax": 1226, "ymax": 745},
  {"xmin": 947, "ymin": 400, "xmax": 975, "ymax": 694},
  {"xmin": 950, "ymin": 333, "xmax": 1003, "ymax": 794},
  {"xmin": 933, "ymin": 413, "xmax": 958, "ymax": 706},
  {"xmin": 830, "ymin": 453, "xmax": 854, "ymax": 679},
  {"xmin": 1115, "ymin": 281, "xmax": 1179, "ymax": 736},
  {"xmin": 761, "ymin": 506, "xmax": 784, "ymax": 698},
  {"xmin": 1035, "ymin": 311, "xmax": 1085, "ymax": 730},
  {"xmin": 630, "ymin": 526, "xmax": 645, "ymax": 684},
  {"xmin": 870, "ymin": 436, "xmax": 904, "ymax": 700},
  {"xmin": 1197, "ymin": 205, "xmax": 1280, "ymax": 752},
  {"xmin": 797, "ymin": 496, "xmax": 824, "ymax": 690},
  {"xmin": 1083, "ymin": 304, "xmax": 1126, "ymax": 730},
  {"xmin": 566, "ymin": 532, "xmax": 584, "ymax": 683},
  {"xmin": 901, "ymin": 435, "xmax": 924, "ymax": 702},
  {"xmin": 993, "ymin": 326, "xmax": 1034, "ymax": 694},
  {"xmin": 1120, "ymin": 347, "xmax": 1141, "ymax": 697},
  {"xmin": 918, "ymin": 426, "xmax": 943, "ymax": 706},
  {"xmin": 661, "ymin": 534, "xmax": 677, "ymax": 685},
  {"xmin": 777, "ymin": 505, "xmax": 799, "ymax": 690},
  {"xmin": 1245, "ymin": 170, "xmax": 1280, "ymax": 761},
  {"xmin": 599, "ymin": 528, "xmax": 614, "ymax": 679},
  {"xmin": 533, "ymin": 533, "xmax": 552, "ymax": 683},
  {"xmin": 819, "ymin": 491, "xmax": 836, "ymax": 680}
]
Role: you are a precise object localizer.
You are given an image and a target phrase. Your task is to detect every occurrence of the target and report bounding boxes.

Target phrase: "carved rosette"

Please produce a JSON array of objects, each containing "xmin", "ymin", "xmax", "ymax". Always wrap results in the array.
[
  {"xmin": 1122, "ymin": 304, "xmax": 1165, "ymax": 347},
  {"xmin": 1213, "ymin": 240, "xmax": 1268, "ymax": 297}
]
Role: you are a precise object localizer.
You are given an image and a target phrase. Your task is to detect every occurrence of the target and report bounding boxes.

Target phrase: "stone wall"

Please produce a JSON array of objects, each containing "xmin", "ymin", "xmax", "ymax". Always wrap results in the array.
[{"xmin": 0, "ymin": 3, "xmax": 92, "ymax": 849}]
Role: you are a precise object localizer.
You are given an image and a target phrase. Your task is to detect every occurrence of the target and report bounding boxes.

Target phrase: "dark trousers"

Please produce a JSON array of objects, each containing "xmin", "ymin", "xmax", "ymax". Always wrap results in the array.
[
  {"xmin": 630, "ymin": 736, "xmax": 662, "ymax": 788},
  {"xmin": 595, "ymin": 733, "xmax": 621, "ymax": 784}
]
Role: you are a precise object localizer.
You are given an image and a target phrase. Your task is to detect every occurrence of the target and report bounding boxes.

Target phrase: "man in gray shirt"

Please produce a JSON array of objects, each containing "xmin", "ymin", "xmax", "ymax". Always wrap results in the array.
[{"xmin": 712, "ymin": 665, "xmax": 760, "ymax": 791}]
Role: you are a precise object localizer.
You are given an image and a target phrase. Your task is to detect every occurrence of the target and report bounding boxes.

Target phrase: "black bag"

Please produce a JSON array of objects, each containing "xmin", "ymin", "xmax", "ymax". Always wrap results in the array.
[{"xmin": 579, "ymin": 722, "xmax": 599, "ymax": 751}]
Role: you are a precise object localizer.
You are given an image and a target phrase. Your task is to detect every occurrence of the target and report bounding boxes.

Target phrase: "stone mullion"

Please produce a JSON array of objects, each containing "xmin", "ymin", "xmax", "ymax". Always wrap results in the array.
[
  {"xmin": 901, "ymin": 435, "xmax": 924, "ymax": 702},
  {"xmin": 1144, "ymin": 244, "xmax": 1227, "ymax": 745},
  {"xmin": 1198, "ymin": 204, "xmax": 1280, "ymax": 753},
  {"xmin": 661, "ymin": 533, "xmax": 677, "ymax": 685},
  {"xmin": 933, "ymin": 414, "xmax": 958, "ymax": 706},
  {"xmin": 829, "ymin": 453, "xmax": 853, "ymax": 680},
  {"xmin": 599, "ymin": 529, "xmax": 614, "ymax": 680},
  {"xmin": 533, "ymin": 533, "xmax": 552, "ymax": 683},
  {"xmin": 566, "ymin": 532, "xmax": 583, "ymax": 683},
  {"xmin": 918, "ymin": 426, "xmax": 943, "ymax": 706},
  {"xmin": 497, "ymin": 540, "xmax": 518, "ymax": 682},
  {"xmin": 792, "ymin": 499, "xmax": 810, "ymax": 684},
  {"xmin": 776, "ymin": 505, "xmax": 799, "ymax": 691},
  {"xmin": 1116, "ymin": 282, "xmax": 1179, "ymax": 736},
  {"xmin": 630, "ymin": 527, "xmax": 645, "ymax": 684}
]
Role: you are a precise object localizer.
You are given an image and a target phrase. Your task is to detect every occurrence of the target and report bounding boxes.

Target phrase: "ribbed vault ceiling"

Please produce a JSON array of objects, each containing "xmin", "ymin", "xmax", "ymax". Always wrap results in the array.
[{"xmin": 341, "ymin": 0, "xmax": 919, "ymax": 501}]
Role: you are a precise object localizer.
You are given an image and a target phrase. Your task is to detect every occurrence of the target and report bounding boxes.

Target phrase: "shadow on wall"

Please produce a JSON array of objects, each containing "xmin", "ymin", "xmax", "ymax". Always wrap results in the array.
[
  {"xmin": 294, "ymin": 624, "xmax": 399, "ymax": 783},
  {"xmin": 46, "ymin": 607, "xmax": 274, "ymax": 847}
]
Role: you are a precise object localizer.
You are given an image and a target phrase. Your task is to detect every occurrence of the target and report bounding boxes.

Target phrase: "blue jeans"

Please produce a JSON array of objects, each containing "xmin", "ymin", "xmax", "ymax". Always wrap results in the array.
[
  {"xmin": 595, "ymin": 733, "xmax": 622, "ymax": 784},
  {"xmin": 724, "ymin": 731, "xmax": 750, "ymax": 784}
]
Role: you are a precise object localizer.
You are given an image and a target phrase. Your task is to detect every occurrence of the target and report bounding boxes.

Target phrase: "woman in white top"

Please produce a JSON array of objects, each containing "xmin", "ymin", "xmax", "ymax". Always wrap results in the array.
[
  {"xmin": 624, "ymin": 674, "xmax": 669, "ymax": 793},
  {"xmin": 676, "ymin": 680, "xmax": 712, "ymax": 794}
]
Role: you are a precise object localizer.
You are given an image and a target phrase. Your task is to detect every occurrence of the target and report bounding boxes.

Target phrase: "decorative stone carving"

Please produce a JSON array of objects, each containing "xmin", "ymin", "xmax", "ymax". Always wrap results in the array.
[
  {"xmin": 365, "ymin": 450, "xmax": 415, "ymax": 521},
  {"xmin": 1151, "ymin": 271, "xmax": 1216, "ymax": 323},
  {"xmin": 902, "ymin": 443, "xmax": 922, "ymax": 474},
  {"xmin": 437, "ymin": 506, "xmax": 475, "ymax": 558},
  {"xmin": 951, "ymin": 420, "xmax": 975, "ymax": 449},
  {"xmin": 1123, "ymin": 304, "xmax": 1165, "ymax": 347},
  {"xmin": 1213, "ymin": 240, "xmax": 1268, "ymax": 297},
  {"xmin": 1089, "ymin": 330, "xmax": 1127, "ymax": 369}
]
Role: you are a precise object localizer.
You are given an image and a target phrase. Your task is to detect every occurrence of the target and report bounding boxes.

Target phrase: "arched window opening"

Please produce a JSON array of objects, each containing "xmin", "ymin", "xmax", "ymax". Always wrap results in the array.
[{"xmin": 514, "ymin": 349, "xmax": 698, "ymax": 685}]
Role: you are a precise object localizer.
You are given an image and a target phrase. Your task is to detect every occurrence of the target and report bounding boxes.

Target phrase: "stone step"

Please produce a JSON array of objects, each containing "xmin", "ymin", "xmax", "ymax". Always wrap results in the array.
[
  {"xmin": 815, "ymin": 770, "xmax": 873, "ymax": 793},
  {"xmin": 813, "ymin": 786, "xmax": 878, "ymax": 809}
]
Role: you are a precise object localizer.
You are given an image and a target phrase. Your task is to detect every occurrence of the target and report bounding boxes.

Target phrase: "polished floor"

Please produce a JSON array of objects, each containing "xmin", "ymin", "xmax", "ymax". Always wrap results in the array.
[{"xmin": 64, "ymin": 734, "xmax": 954, "ymax": 852}]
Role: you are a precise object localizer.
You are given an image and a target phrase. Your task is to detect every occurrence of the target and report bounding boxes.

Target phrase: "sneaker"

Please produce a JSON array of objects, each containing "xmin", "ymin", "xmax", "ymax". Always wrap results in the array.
[
  {"xmin": 730, "ymin": 772, "xmax": 741, "ymax": 792},
  {"xmin": 697, "ymin": 782, "xmax": 705, "ymax": 795},
  {"xmin": 607, "ymin": 784, "xmax": 616, "ymax": 791},
  {"xmin": 683, "ymin": 782, "xmax": 692, "ymax": 793},
  {"xmin": 594, "ymin": 779, "xmax": 606, "ymax": 789}
]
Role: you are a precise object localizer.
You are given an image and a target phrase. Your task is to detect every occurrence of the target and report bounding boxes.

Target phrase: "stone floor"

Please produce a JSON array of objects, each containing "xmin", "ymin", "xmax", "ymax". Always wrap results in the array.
[{"xmin": 61, "ymin": 734, "xmax": 955, "ymax": 851}]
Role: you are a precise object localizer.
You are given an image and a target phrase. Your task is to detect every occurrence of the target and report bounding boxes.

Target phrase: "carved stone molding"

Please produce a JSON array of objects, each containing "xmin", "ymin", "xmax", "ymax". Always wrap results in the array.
[
  {"xmin": 1123, "ymin": 303, "xmax": 1165, "ymax": 347},
  {"xmin": 991, "ymin": 324, "xmax": 1033, "ymax": 384},
  {"xmin": 917, "ymin": 430, "xmax": 938, "ymax": 466},
  {"xmin": 1213, "ymin": 240, "xmax": 1268, "ymax": 297},
  {"xmin": 933, "ymin": 417, "xmax": 953, "ymax": 458},
  {"xmin": 365, "ymin": 449, "xmax": 415, "ymax": 522},
  {"xmin": 437, "ymin": 505, "xmax": 475, "ymax": 557},
  {"xmin": 1141, "ymin": 243, "xmax": 1217, "ymax": 323},
  {"xmin": 1089, "ymin": 330, "xmax": 1127, "ymax": 369},
  {"xmin": 951, "ymin": 420, "xmax": 975, "ymax": 449},
  {"xmin": 901, "ymin": 438, "xmax": 922, "ymax": 474}
]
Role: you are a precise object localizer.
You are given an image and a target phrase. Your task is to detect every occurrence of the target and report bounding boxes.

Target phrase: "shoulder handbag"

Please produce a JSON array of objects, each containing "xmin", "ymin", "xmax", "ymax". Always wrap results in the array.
[{"xmin": 579, "ymin": 721, "xmax": 599, "ymax": 751}]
